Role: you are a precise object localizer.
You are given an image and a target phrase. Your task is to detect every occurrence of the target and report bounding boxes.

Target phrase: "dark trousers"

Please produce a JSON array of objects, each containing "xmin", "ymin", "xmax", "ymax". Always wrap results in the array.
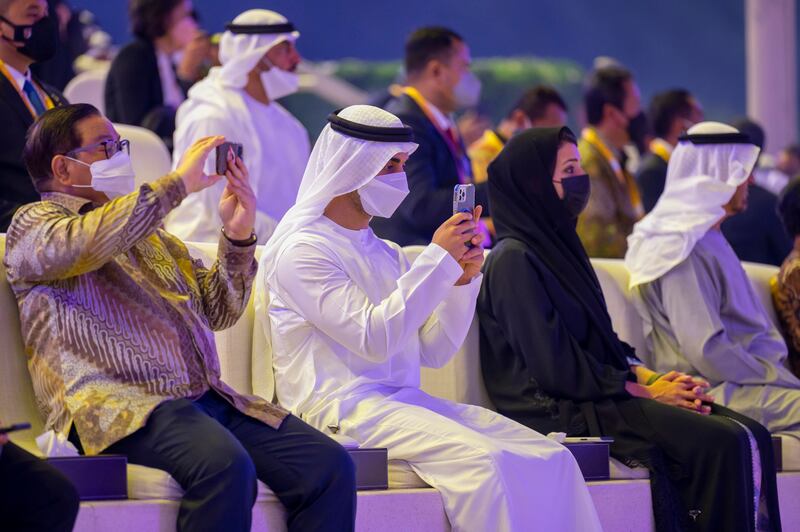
[
  {"xmin": 0, "ymin": 442, "xmax": 80, "ymax": 532},
  {"xmin": 96, "ymin": 392, "xmax": 356, "ymax": 532},
  {"xmin": 608, "ymin": 399, "xmax": 781, "ymax": 532}
]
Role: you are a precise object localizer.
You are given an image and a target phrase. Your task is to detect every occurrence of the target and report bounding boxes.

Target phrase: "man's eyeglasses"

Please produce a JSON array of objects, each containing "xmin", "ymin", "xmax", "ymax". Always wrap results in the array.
[{"xmin": 66, "ymin": 139, "xmax": 130, "ymax": 160}]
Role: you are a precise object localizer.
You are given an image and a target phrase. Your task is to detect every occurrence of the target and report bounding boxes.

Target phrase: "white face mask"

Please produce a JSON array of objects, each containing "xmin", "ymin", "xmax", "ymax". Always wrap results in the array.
[
  {"xmin": 260, "ymin": 59, "xmax": 300, "ymax": 101},
  {"xmin": 358, "ymin": 171, "xmax": 409, "ymax": 218},
  {"xmin": 453, "ymin": 70, "xmax": 481, "ymax": 109},
  {"xmin": 68, "ymin": 151, "xmax": 137, "ymax": 199}
]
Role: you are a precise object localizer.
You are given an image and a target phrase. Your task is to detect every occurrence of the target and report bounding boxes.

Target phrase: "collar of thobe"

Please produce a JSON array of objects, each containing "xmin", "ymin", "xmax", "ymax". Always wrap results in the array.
[
  {"xmin": 319, "ymin": 215, "xmax": 372, "ymax": 245},
  {"xmin": 0, "ymin": 58, "xmax": 54, "ymax": 118},
  {"xmin": 649, "ymin": 138, "xmax": 673, "ymax": 163},
  {"xmin": 40, "ymin": 192, "xmax": 94, "ymax": 214}
]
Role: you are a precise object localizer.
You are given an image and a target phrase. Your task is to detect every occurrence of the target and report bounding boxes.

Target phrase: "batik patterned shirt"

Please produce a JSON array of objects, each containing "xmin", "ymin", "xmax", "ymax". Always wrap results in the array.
[{"xmin": 3, "ymin": 173, "xmax": 287, "ymax": 455}]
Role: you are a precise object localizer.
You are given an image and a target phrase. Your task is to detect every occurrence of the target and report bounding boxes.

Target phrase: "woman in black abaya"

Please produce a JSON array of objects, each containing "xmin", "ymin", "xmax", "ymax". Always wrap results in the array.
[{"xmin": 477, "ymin": 127, "xmax": 781, "ymax": 531}]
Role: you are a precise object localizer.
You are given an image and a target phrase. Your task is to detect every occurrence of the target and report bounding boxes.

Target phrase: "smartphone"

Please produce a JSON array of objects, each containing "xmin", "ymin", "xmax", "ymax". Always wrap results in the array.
[
  {"xmin": 0, "ymin": 422, "xmax": 31, "ymax": 435},
  {"xmin": 453, "ymin": 184, "xmax": 476, "ymax": 215},
  {"xmin": 453, "ymin": 184, "xmax": 476, "ymax": 248},
  {"xmin": 215, "ymin": 142, "xmax": 244, "ymax": 175}
]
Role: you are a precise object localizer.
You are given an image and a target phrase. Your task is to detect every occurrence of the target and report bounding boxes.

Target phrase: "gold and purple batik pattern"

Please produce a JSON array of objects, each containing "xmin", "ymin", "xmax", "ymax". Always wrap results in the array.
[{"xmin": 3, "ymin": 173, "xmax": 287, "ymax": 455}]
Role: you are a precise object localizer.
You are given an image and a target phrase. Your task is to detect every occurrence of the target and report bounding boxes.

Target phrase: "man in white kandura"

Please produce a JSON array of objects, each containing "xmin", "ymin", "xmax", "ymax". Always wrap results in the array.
[
  {"xmin": 167, "ymin": 9, "xmax": 309, "ymax": 243},
  {"xmin": 257, "ymin": 104, "xmax": 602, "ymax": 532},
  {"xmin": 626, "ymin": 121, "xmax": 800, "ymax": 466}
]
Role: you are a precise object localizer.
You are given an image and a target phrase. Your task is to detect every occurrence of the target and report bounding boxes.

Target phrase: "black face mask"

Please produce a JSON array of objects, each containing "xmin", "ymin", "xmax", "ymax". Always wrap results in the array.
[
  {"xmin": 626, "ymin": 111, "xmax": 649, "ymax": 154},
  {"xmin": 0, "ymin": 15, "xmax": 58, "ymax": 63},
  {"xmin": 560, "ymin": 173, "xmax": 591, "ymax": 218}
]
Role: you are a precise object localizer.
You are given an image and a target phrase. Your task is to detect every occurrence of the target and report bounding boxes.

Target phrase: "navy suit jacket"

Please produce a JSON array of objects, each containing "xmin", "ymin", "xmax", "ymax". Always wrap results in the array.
[
  {"xmin": 636, "ymin": 152, "xmax": 668, "ymax": 214},
  {"xmin": 0, "ymin": 73, "xmax": 65, "ymax": 232},
  {"xmin": 722, "ymin": 184, "xmax": 792, "ymax": 266},
  {"xmin": 371, "ymin": 94, "xmax": 489, "ymax": 246}
]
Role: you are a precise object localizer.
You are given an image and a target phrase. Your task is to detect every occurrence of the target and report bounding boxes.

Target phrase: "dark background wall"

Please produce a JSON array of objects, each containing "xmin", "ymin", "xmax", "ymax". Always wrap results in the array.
[{"xmin": 71, "ymin": 0, "xmax": 778, "ymax": 123}]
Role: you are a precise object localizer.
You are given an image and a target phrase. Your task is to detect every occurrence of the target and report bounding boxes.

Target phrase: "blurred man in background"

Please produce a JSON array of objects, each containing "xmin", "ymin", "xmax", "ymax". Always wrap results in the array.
[
  {"xmin": 376, "ymin": 26, "xmax": 489, "ymax": 246},
  {"xmin": 722, "ymin": 118, "xmax": 792, "ymax": 266},
  {"xmin": 636, "ymin": 88, "xmax": 703, "ymax": 212},
  {"xmin": 778, "ymin": 144, "xmax": 800, "ymax": 181},
  {"xmin": 168, "ymin": 9, "xmax": 309, "ymax": 244},
  {"xmin": 105, "ymin": 0, "xmax": 210, "ymax": 149},
  {"xmin": 0, "ymin": 0, "xmax": 66, "ymax": 232},
  {"xmin": 577, "ymin": 65, "xmax": 643, "ymax": 258},
  {"xmin": 469, "ymin": 84, "xmax": 567, "ymax": 183},
  {"xmin": 30, "ymin": 0, "xmax": 87, "ymax": 90}
]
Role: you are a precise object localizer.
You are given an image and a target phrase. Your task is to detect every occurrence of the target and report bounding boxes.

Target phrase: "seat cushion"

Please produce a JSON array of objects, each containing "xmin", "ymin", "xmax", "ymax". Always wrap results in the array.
[
  {"xmin": 127, "ymin": 464, "xmax": 280, "ymax": 503},
  {"xmin": 779, "ymin": 433, "xmax": 800, "ymax": 471},
  {"xmin": 609, "ymin": 457, "xmax": 650, "ymax": 480},
  {"xmin": 128, "ymin": 460, "xmax": 429, "ymax": 502},
  {"xmin": 388, "ymin": 460, "xmax": 430, "ymax": 489}
]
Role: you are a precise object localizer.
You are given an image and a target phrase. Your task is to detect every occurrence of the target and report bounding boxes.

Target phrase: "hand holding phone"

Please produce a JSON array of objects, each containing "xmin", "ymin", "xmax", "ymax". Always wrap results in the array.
[
  {"xmin": 216, "ymin": 142, "xmax": 244, "ymax": 175},
  {"xmin": 453, "ymin": 184, "xmax": 477, "ymax": 248}
]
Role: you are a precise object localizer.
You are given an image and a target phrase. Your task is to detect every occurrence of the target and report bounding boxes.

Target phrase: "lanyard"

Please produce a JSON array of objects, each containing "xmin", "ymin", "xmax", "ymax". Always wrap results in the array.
[
  {"xmin": 581, "ymin": 127, "xmax": 643, "ymax": 215},
  {"xmin": 402, "ymin": 86, "xmax": 472, "ymax": 184},
  {"xmin": 649, "ymin": 138, "xmax": 673, "ymax": 164},
  {"xmin": 0, "ymin": 59, "xmax": 54, "ymax": 118}
]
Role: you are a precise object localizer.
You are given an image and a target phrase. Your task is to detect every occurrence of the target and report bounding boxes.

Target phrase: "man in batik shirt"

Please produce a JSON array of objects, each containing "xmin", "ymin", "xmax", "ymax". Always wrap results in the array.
[{"xmin": 3, "ymin": 103, "xmax": 355, "ymax": 532}]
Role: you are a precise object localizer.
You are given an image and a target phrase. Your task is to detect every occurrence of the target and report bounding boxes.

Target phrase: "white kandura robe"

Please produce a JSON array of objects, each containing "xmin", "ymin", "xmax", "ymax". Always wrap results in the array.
[
  {"xmin": 634, "ymin": 230, "xmax": 800, "ymax": 450},
  {"xmin": 266, "ymin": 216, "xmax": 602, "ymax": 532},
  {"xmin": 167, "ymin": 86, "xmax": 310, "ymax": 244}
]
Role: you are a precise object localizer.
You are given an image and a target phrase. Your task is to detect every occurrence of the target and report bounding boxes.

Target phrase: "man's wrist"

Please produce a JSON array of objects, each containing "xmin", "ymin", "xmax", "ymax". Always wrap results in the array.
[{"xmin": 222, "ymin": 226, "xmax": 256, "ymax": 246}]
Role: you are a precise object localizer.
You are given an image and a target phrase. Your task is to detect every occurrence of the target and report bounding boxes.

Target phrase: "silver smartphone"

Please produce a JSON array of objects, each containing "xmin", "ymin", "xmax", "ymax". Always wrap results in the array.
[
  {"xmin": 453, "ymin": 184, "xmax": 476, "ymax": 248},
  {"xmin": 453, "ymin": 184, "xmax": 476, "ymax": 215}
]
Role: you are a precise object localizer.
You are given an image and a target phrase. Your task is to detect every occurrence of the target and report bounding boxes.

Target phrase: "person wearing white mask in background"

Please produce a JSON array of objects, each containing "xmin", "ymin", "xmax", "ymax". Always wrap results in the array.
[
  {"xmin": 168, "ymin": 9, "xmax": 309, "ymax": 244},
  {"xmin": 258, "ymin": 104, "xmax": 602, "ymax": 532},
  {"xmin": 5, "ymin": 103, "xmax": 357, "ymax": 532},
  {"xmin": 376, "ymin": 26, "xmax": 492, "ymax": 246}
]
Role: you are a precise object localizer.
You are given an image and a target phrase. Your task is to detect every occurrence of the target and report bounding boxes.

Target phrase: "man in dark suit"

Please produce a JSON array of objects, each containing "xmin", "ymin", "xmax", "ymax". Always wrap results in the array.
[
  {"xmin": 375, "ymin": 27, "xmax": 488, "ymax": 246},
  {"xmin": 0, "ymin": 0, "xmax": 66, "ymax": 232},
  {"xmin": 636, "ymin": 89, "xmax": 703, "ymax": 213}
]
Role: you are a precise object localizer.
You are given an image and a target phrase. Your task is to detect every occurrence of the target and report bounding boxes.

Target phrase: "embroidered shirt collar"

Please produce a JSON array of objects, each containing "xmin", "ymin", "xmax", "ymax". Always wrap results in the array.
[{"xmin": 41, "ymin": 192, "xmax": 95, "ymax": 214}]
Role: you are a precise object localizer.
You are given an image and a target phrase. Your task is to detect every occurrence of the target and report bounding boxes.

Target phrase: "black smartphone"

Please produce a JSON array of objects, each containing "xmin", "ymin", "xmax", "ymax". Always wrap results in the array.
[
  {"xmin": 0, "ymin": 422, "xmax": 31, "ymax": 435},
  {"xmin": 215, "ymin": 142, "xmax": 244, "ymax": 175}
]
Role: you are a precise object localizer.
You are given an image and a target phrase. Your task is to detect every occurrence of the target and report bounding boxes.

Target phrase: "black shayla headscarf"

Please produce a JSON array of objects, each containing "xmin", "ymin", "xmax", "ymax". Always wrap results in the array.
[{"xmin": 487, "ymin": 126, "xmax": 633, "ymax": 375}]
